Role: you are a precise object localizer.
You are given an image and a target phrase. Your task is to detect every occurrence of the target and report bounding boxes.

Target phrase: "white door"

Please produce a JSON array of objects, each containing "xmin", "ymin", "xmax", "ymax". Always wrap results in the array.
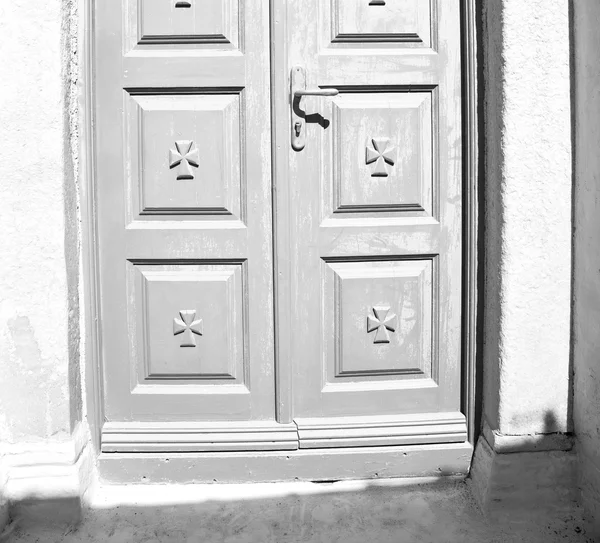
[
  {"xmin": 278, "ymin": 0, "xmax": 467, "ymax": 448},
  {"xmin": 94, "ymin": 0, "xmax": 469, "ymax": 474},
  {"xmin": 96, "ymin": 0, "xmax": 298, "ymax": 452}
]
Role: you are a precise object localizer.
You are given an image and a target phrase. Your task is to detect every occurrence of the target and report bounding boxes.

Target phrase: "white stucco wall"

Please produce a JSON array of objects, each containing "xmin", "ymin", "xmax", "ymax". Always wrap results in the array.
[
  {"xmin": 0, "ymin": 0, "xmax": 81, "ymax": 444},
  {"xmin": 573, "ymin": 1, "xmax": 600, "ymax": 536},
  {"xmin": 481, "ymin": 0, "xmax": 572, "ymax": 439},
  {"xmin": 0, "ymin": 0, "xmax": 580, "ymax": 528}
]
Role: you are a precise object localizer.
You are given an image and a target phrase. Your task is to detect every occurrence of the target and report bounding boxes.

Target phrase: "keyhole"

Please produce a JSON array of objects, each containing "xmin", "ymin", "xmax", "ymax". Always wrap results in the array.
[
  {"xmin": 295, "ymin": 122, "xmax": 302, "ymax": 137},
  {"xmin": 175, "ymin": 1, "xmax": 192, "ymax": 7}
]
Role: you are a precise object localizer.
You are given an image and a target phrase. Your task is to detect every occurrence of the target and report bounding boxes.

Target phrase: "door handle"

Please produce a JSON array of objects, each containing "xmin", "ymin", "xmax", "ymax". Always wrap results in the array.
[{"xmin": 291, "ymin": 66, "xmax": 339, "ymax": 151}]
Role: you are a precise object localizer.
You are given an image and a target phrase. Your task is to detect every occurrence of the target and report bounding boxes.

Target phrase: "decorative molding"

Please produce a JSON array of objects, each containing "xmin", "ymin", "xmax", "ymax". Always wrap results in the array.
[
  {"xmin": 101, "ymin": 422, "xmax": 299, "ymax": 453},
  {"xmin": 173, "ymin": 309, "xmax": 203, "ymax": 347},
  {"xmin": 365, "ymin": 137, "xmax": 395, "ymax": 177},
  {"xmin": 126, "ymin": 91, "xmax": 243, "ymax": 218},
  {"xmin": 330, "ymin": 88, "xmax": 436, "ymax": 215},
  {"xmin": 169, "ymin": 140, "xmax": 200, "ymax": 180},
  {"xmin": 330, "ymin": 0, "xmax": 433, "ymax": 45},
  {"xmin": 462, "ymin": 0, "xmax": 479, "ymax": 445},
  {"xmin": 295, "ymin": 412, "xmax": 467, "ymax": 449},
  {"xmin": 366, "ymin": 305, "xmax": 397, "ymax": 343},
  {"xmin": 131, "ymin": 0, "xmax": 240, "ymax": 47}
]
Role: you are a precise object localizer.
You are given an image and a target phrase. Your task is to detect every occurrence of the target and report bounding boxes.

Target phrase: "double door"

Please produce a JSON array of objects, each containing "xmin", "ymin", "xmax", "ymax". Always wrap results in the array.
[{"xmin": 95, "ymin": 0, "xmax": 467, "ymax": 465}]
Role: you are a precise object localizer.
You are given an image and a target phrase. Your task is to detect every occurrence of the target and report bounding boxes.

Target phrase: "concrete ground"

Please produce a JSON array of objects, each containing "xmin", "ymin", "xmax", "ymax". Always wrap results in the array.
[{"xmin": 3, "ymin": 479, "xmax": 593, "ymax": 543}]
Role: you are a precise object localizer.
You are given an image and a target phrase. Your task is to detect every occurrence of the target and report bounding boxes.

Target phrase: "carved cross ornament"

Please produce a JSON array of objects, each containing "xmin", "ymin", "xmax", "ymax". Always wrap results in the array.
[
  {"xmin": 169, "ymin": 140, "xmax": 200, "ymax": 180},
  {"xmin": 366, "ymin": 137, "xmax": 396, "ymax": 177},
  {"xmin": 173, "ymin": 310, "xmax": 203, "ymax": 347},
  {"xmin": 367, "ymin": 306, "xmax": 397, "ymax": 344}
]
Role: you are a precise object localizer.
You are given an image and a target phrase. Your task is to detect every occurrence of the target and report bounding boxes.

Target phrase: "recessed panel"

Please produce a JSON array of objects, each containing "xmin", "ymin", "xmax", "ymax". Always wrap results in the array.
[
  {"xmin": 126, "ymin": 93, "xmax": 243, "ymax": 219},
  {"xmin": 332, "ymin": 0, "xmax": 431, "ymax": 45},
  {"xmin": 137, "ymin": 0, "xmax": 239, "ymax": 46},
  {"xmin": 326, "ymin": 259, "xmax": 434, "ymax": 380},
  {"xmin": 133, "ymin": 262, "xmax": 246, "ymax": 382},
  {"xmin": 332, "ymin": 91, "xmax": 434, "ymax": 215}
]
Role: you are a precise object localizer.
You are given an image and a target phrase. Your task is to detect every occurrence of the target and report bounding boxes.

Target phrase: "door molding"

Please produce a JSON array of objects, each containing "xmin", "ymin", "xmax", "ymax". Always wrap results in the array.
[
  {"xmin": 81, "ymin": 0, "xmax": 479, "ymax": 476},
  {"xmin": 460, "ymin": 0, "xmax": 479, "ymax": 445}
]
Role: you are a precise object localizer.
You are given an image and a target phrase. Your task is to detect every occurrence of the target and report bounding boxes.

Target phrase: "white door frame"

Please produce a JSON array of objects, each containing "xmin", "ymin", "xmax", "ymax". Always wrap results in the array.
[{"xmin": 79, "ymin": 0, "xmax": 478, "ymax": 482}]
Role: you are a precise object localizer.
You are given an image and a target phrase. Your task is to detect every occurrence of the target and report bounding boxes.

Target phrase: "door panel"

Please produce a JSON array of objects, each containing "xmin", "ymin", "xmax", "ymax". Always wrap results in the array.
[
  {"xmin": 95, "ymin": 0, "xmax": 298, "ymax": 452},
  {"xmin": 285, "ymin": 0, "xmax": 466, "ymax": 447}
]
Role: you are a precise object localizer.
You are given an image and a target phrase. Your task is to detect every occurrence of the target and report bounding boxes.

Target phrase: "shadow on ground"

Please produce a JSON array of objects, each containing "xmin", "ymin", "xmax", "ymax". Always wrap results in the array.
[{"xmin": 3, "ymin": 477, "xmax": 592, "ymax": 543}]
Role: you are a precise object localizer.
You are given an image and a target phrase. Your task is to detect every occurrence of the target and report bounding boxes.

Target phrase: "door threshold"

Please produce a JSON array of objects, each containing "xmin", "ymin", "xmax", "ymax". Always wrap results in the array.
[{"xmin": 98, "ymin": 442, "xmax": 473, "ymax": 484}]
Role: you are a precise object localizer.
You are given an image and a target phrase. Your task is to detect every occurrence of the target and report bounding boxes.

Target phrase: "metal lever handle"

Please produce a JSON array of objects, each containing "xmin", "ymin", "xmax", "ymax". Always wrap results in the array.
[{"xmin": 291, "ymin": 66, "xmax": 339, "ymax": 151}]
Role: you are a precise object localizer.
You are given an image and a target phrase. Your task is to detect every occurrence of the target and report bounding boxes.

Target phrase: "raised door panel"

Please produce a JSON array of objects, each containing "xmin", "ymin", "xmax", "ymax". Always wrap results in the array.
[
  {"xmin": 132, "ymin": 263, "xmax": 246, "ymax": 383},
  {"xmin": 329, "ymin": 91, "xmax": 434, "ymax": 215},
  {"xmin": 127, "ymin": 0, "xmax": 240, "ymax": 47},
  {"xmin": 95, "ymin": 0, "xmax": 288, "ymax": 451},
  {"xmin": 126, "ymin": 92, "xmax": 243, "ymax": 218},
  {"xmin": 332, "ymin": 0, "xmax": 432, "ymax": 45},
  {"xmin": 286, "ymin": 0, "xmax": 466, "ymax": 447}
]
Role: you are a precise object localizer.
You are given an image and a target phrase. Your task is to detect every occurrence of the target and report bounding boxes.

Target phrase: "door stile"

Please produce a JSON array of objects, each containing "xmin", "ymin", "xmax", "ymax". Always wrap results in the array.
[{"xmin": 271, "ymin": 0, "xmax": 294, "ymax": 424}]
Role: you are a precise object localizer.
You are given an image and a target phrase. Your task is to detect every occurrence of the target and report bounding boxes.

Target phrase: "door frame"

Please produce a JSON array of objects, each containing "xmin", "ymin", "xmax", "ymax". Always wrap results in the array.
[{"xmin": 80, "ymin": 0, "xmax": 479, "ymax": 479}]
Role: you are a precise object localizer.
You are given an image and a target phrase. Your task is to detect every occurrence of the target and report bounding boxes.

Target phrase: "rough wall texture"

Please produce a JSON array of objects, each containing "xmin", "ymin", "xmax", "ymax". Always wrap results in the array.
[
  {"xmin": 0, "ymin": 0, "xmax": 81, "ymax": 444},
  {"xmin": 573, "ymin": 1, "xmax": 600, "ymax": 536},
  {"xmin": 482, "ymin": 0, "xmax": 572, "ymax": 437}
]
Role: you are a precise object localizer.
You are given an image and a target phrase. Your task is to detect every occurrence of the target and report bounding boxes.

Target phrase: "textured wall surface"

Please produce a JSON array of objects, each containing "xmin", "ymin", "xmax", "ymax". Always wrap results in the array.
[
  {"xmin": 0, "ymin": 0, "xmax": 581, "ymax": 530},
  {"xmin": 0, "ymin": 0, "xmax": 80, "ymax": 444},
  {"xmin": 573, "ymin": 1, "xmax": 600, "ymax": 536},
  {"xmin": 481, "ymin": 0, "xmax": 572, "ymax": 437}
]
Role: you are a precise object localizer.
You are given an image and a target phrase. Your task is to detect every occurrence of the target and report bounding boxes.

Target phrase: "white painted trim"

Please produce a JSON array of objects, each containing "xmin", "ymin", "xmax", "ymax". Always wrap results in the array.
[
  {"xmin": 295, "ymin": 412, "xmax": 467, "ymax": 448},
  {"xmin": 461, "ymin": 0, "xmax": 478, "ymax": 445},
  {"xmin": 102, "ymin": 421, "xmax": 298, "ymax": 452},
  {"xmin": 80, "ymin": 0, "xmax": 104, "ymax": 452},
  {"xmin": 99, "ymin": 442, "xmax": 473, "ymax": 484}
]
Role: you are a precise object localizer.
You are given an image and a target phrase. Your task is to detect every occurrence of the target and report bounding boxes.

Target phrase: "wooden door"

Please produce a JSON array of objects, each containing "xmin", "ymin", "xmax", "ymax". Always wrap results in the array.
[
  {"xmin": 94, "ymin": 0, "xmax": 469, "ymax": 463},
  {"xmin": 279, "ymin": 0, "xmax": 468, "ymax": 447},
  {"xmin": 95, "ymin": 0, "xmax": 298, "ymax": 452}
]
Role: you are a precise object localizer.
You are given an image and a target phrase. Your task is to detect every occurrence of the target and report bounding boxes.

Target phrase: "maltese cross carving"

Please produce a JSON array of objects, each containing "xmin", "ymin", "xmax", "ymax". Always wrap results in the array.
[
  {"xmin": 367, "ymin": 306, "xmax": 398, "ymax": 344},
  {"xmin": 169, "ymin": 140, "xmax": 200, "ymax": 180},
  {"xmin": 366, "ymin": 137, "xmax": 396, "ymax": 177},
  {"xmin": 173, "ymin": 310, "xmax": 203, "ymax": 347}
]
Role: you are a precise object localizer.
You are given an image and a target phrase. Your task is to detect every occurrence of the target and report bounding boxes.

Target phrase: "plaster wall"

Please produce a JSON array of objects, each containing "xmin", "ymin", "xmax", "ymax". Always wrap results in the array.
[
  {"xmin": 572, "ymin": 1, "xmax": 600, "ymax": 536},
  {"xmin": 0, "ymin": 1, "xmax": 81, "ymax": 443},
  {"xmin": 0, "ymin": 1, "xmax": 85, "ymax": 529},
  {"xmin": 481, "ymin": 0, "xmax": 572, "ymax": 439},
  {"xmin": 0, "ymin": 0, "xmax": 580, "ymax": 530}
]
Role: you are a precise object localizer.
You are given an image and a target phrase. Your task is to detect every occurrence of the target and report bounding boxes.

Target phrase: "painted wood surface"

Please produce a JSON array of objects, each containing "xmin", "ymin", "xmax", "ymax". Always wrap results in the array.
[
  {"xmin": 277, "ymin": 0, "xmax": 466, "ymax": 445},
  {"xmin": 93, "ymin": 0, "xmax": 468, "ymax": 469},
  {"xmin": 95, "ymin": 0, "xmax": 277, "ymax": 438}
]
